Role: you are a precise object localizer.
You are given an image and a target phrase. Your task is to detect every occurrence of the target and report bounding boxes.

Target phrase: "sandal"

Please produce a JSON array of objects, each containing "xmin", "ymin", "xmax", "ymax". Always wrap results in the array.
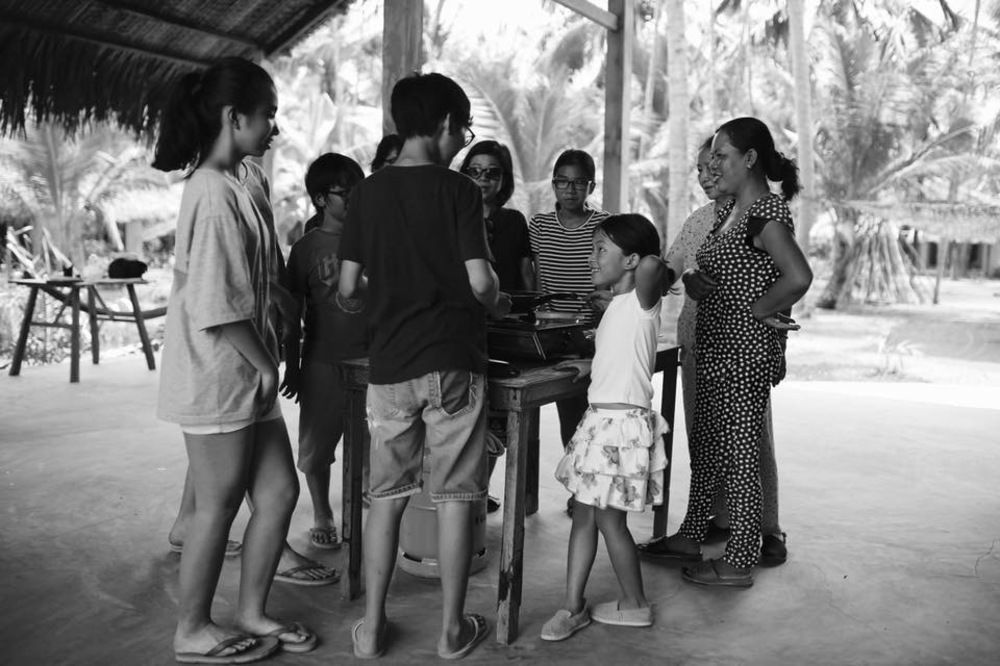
[
  {"xmin": 273, "ymin": 563, "xmax": 340, "ymax": 586},
  {"xmin": 308, "ymin": 526, "xmax": 341, "ymax": 550},
  {"xmin": 438, "ymin": 614, "xmax": 489, "ymax": 660},
  {"xmin": 682, "ymin": 559, "xmax": 753, "ymax": 588},
  {"xmin": 636, "ymin": 536, "xmax": 701, "ymax": 562},
  {"xmin": 258, "ymin": 621, "xmax": 317, "ymax": 654},
  {"xmin": 169, "ymin": 539, "xmax": 242, "ymax": 558},
  {"xmin": 352, "ymin": 618, "xmax": 388, "ymax": 659},
  {"xmin": 175, "ymin": 635, "xmax": 278, "ymax": 664}
]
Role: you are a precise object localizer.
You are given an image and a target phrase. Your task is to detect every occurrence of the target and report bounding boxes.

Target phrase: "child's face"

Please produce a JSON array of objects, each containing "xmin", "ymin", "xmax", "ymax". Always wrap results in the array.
[
  {"xmin": 552, "ymin": 164, "xmax": 594, "ymax": 213},
  {"xmin": 317, "ymin": 182, "xmax": 351, "ymax": 222},
  {"xmin": 465, "ymin": 154, "xmax": 504, "ymax": 205},
  {"xmin": 235, "ymin": 86, "xmax": 279, "ymax": 157},
  {"xmin": 590, "ymin": 229, "xmax": 632, "ymax": 290}
]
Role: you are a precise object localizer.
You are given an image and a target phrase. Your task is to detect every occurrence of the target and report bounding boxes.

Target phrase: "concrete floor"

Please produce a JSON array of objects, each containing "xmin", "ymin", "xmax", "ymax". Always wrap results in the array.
[{"xmin": 1, "ymin": 355, "xmax": 999, "ymax": 665}]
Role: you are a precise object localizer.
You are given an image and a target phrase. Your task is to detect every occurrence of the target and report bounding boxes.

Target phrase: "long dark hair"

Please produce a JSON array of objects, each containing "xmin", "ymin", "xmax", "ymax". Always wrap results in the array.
[
  {"xmin": 371, "ymin": 134, "xmax": 403, "ymax": 171},
  {"xmin": 153, "ymin": 57, "xmax": 275, "ymax": 174},
  {"xmin": 716, "ymin": 117, "xmax": 800, "ymax": 201},
  {"xmin": 459, "ymin": 140, "xmax": 516, "ymax": 207}
]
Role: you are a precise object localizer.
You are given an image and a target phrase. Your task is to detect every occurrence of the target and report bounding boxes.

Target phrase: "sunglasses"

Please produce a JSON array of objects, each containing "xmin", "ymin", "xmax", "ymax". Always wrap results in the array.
[{"xmin": 464, "ymin": 166, "xmax": 503, "ymax": 182}]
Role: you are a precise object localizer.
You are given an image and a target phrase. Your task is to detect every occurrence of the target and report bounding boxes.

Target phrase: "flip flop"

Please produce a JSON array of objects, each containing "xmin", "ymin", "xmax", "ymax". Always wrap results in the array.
[
  {"xmin": 636, "ymin": 536, "xmax": 701, "ymax": 563},
  {"xmin": 169, "ymin": 539, "xmax": 243, "ymax": 558},
  {"xmin": 352, "ymin": 618, "xmax": 388, "ymax": 659},
  {"xmin": 260, "ymin": 621, "xmax": 317, "ymax": 654},
  {"xmin": 682, "ymin": 559, "xmax": 754, "ymax": 588},
  {"xmin": 308, "ymin": 526, "xmax": 341, "ymax": 550},
  {"xmin": 438, "ymin": 614, "xmax": 489, "ymax": 660},
  {"xmin": 273, "ymin": 563, "xmax": 340, "ymax": 586},
  {"xmin": 175, "ymin": 635, "xmax": 278, "ymax": 664}
]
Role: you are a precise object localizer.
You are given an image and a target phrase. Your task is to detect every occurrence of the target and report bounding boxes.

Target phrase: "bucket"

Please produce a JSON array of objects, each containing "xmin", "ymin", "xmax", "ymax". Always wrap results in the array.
[{"xmin": 398, "ymin": 458, "xmax": 488, "ymax": 579}]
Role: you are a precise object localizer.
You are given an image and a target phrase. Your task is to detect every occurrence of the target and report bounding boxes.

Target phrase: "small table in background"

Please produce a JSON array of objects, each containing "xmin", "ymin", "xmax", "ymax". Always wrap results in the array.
[{"xmin": 7, "ymin": 278, "xmax": 156, "ymax": 383}]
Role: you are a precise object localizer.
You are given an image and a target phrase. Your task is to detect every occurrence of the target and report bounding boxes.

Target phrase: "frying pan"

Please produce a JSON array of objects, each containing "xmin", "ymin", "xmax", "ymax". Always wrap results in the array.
[{"xmin": 506, "ymin": 291, "xmax": 580, "ymax": 314}]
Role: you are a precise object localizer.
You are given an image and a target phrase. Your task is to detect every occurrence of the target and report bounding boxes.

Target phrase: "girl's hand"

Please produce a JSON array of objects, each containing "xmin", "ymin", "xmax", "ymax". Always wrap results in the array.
[
  {"xmin": 279, "ymin": 366, "xmax": 300, "ymax": 402},
  {"xmin": 681, "ymin": 269, "xmax": 718, "ymax": 300},
  {"xmin": 554, "ymin": 359, "xmax": 592, "ymax": 382}
]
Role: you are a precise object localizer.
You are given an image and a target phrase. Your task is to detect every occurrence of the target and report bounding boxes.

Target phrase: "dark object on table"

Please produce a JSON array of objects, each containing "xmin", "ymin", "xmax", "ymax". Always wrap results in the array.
[
  {"xmin": 506, "ymin": 290, "xmax": 579, "ymax": 314},
  {"xmin": 487, "ymin": 317, "xmax": 591, "ymax": 362},
  {"xmin": 488, "ymin": 359, "xmax": 520, "ymax": 378},
  {"xmin": 107, "ymin": 258, "xmax": 148, "ymax": 278}
]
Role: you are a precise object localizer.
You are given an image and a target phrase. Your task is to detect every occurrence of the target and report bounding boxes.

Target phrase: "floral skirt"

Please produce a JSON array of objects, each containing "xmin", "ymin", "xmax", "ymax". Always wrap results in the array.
[{"xmin": 554, "ymin": 406, "xmax": 669, "ymax": 512}]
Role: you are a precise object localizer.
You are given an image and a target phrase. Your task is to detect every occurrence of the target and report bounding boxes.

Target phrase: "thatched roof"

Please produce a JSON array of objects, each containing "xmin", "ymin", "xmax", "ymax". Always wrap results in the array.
[
  {"xmin": 0, "ymin": 0, "xmax": 353, "ymax": 137},
  {"xmin": 840, "ymin": 200, "xmax": 1000, "ymax": 244}
]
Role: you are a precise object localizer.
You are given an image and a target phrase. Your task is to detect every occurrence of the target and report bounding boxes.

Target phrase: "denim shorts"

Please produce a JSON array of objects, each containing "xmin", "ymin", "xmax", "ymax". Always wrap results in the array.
[{"xmin": 366, "ymin": 370, "xmax": 487, "ymax": 502}]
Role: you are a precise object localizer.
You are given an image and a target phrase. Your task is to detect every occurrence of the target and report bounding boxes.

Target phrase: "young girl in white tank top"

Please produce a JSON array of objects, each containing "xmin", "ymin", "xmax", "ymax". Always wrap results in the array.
[{"xmin": 541, "ymin": 213, "xmax": 670, "ymax": 641}]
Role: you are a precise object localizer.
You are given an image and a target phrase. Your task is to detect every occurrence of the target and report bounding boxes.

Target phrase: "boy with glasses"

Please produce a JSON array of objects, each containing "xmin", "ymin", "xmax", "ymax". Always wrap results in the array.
[
  {"xmin": 281, "ymin": 152, "xmax": 368, "ymax": 551},
  {"xmin": 339, "ymin": 72, "xmax": 510, "ymax": 659}
]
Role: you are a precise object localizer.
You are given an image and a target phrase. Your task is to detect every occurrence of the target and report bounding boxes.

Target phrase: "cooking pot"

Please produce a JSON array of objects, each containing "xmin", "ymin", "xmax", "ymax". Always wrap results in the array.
[{"xmin": 506, "ymin": 291, "xmax": 579, "ymax": 314}]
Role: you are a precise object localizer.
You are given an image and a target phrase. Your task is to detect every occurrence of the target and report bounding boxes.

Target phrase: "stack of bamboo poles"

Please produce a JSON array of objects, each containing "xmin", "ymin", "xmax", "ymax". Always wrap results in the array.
[{"xmin": 837, "ymin": 216, "xmax": 932, "ymax": 306}]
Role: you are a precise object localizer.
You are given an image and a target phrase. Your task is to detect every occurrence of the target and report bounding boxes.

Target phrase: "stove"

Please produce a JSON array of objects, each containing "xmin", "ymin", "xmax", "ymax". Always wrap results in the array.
[{"xmin": 487, "ymin": 313, "xmax": 593, "ymax": 363}]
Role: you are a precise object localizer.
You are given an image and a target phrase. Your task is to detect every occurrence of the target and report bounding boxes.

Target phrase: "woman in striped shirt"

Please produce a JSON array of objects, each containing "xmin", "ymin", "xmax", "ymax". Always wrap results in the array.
[{"xmin": 529, "ymin": 149, "xmax": 610, "ymax": 514}]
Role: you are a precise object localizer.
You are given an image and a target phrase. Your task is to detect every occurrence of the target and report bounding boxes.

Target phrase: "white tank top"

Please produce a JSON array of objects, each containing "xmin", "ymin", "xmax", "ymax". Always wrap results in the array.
[{"xmin": 588, "ymin": 290, "xmax": 662, "ymax": 409}]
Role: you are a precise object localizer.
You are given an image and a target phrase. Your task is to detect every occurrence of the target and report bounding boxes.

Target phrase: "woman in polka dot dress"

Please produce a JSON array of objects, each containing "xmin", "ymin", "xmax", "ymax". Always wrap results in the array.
[{"xmin": 657, "ymin": 117, "xmax": 813, "ymax": 587}]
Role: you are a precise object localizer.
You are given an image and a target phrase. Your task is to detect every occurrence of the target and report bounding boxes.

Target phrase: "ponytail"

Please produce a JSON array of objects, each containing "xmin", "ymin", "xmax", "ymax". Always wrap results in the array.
[
  {"xmin": 152, "ymin": 71, "xmax": 209, "ymax": 173},
  {"xmin": 716, "ymin": 116, "xmax": 800, "ymax": 201},
  {"xmin": 764, "ymin": 151, "xmax": 801, "ymax": 201},
  {"xmin": 152, "ymin": 57, "xmax": 274, "ymax": 174}
]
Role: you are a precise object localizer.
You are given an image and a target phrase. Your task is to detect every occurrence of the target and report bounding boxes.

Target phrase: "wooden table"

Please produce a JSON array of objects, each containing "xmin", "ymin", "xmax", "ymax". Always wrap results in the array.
[
  {"xmin": 7, "ymin": 278, "xmax": 156, "ymax": 383},
  {"xmin": 338, "ymin": 346, "xmax": 679, "ymax": 645}
]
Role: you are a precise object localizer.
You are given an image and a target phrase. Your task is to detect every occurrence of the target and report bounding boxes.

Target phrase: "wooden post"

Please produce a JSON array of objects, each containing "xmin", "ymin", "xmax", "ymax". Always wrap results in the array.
[
  {"xmin": 381, "ymin": 0, "xmax": 423, "ymax": 134},
  {"xmin": 602, "ymin": 0, "xmax": 633, "ymax": 213},
  {"xmin": 933, "ymin": 238, "xmax": 949, "ymax": 305}
]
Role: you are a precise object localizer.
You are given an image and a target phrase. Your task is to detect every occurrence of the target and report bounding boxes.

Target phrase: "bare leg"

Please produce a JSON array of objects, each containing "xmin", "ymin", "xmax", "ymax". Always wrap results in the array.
[
  {"xmin": 167, "ymin": 466, "xmax": 196, "ymax": 546},
  {"xmin": 173, "ymin": 428, "xmax": 252, "ymax": 657},
  {"xmin": 234, "ymin": 418, "xmax": 302, "ymax": 638},
  {"xmin": 561, "ymin": 500, "xmax": 597, "ymax": 613},
  {"xmin": 595, "ymin": 508, "xmax": 648, "ymax": 610},
  {"xmin": 305, "ymin": 466, "xmax": 335, "ymax": 529},
  {"xmin": 354, "ymin": 495, "xmax": 409, "ymax": 655},
  {"xmin": 436, "ymin": 500, "xmax": 478, "ymax": 654}
]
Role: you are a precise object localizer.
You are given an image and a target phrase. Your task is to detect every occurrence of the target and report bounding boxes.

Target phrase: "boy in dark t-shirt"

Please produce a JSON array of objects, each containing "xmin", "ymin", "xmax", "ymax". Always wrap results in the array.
[
  {"xmin": 281, "ymin": 153, "xmax": 367, "ymax": 551},
  {"xmin": 339, "ymin": 72, "xmax": 510, "ymax": 660}
]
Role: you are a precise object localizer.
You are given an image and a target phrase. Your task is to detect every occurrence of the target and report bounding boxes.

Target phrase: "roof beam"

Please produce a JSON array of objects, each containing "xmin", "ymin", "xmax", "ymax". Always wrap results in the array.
[
  {"xmin": 551, "ymin": 0, "xmax": 618, "ymax": 30},
  {"xmin": 265, "ymin": 0, "xmax": 348, "ymax": 56},
  {"xmin": 95, "ymin": 0, "xmax": 263, "ymax": 54},
  {"xmin": 1, "ymin": 15, "xmax": 211, "ymax": 69}
]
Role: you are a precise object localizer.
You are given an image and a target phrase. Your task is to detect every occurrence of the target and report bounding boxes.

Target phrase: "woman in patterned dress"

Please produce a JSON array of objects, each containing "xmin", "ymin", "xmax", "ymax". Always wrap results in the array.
[{"xmin": 656, "ymin": 117, "xmax": 813, "ymax": 587}]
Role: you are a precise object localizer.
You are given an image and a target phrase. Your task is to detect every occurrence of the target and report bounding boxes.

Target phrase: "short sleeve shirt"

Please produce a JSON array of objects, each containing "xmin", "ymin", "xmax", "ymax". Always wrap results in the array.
[
  {"xmin": 287, "ymin": 224, "xmax": 368, "ymax": 363},
  {"xmin": 157, "ymin": 167, "xmax": 270, "ymax": 425},
  {"xmin": 339, "ymin": 165, "xmax": 490, "ymax": 384},
  {"xmin": 663, "ymin": 202, "xmax": 716, "ymax": 351},
  {"xmin": 486, "ymin": 207, "xmax": 531, "ymax": 291}
]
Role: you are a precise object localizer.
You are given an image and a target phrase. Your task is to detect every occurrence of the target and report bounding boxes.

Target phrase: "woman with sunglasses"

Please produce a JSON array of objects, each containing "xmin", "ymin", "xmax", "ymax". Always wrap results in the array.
[{"xmin": 459, "ymin": 140, "xmax": 534, "ymax": 292}]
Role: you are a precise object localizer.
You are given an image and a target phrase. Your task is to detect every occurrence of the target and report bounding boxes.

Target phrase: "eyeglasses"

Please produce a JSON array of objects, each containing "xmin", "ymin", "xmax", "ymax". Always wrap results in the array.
[
  {"xmin": 552, "ymin": 177, "xmax": 592, "ymax": 190},
  {"xmin": 463, "ymin": 166, "xmax": 503, "ymax": 181},
  {"xmin": 461, "ymin": 126, "xmax": 476, "ymax": 147},
  {"xmin": 327, "ymin": 188, "xmax": 351, "ymax": 199}
]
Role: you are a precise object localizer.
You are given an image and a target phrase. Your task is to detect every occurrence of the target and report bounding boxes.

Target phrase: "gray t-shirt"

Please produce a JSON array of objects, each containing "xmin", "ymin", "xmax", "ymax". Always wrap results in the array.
[{"xmin": 157, "ymin": 166, "xmax": 271, "ymax": 425}]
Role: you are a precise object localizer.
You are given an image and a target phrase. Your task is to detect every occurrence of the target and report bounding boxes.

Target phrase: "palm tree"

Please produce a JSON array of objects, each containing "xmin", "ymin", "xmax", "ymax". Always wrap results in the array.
[{"xmin": 0, "ymin": 122, "xmax": 169, "ymax": 273}]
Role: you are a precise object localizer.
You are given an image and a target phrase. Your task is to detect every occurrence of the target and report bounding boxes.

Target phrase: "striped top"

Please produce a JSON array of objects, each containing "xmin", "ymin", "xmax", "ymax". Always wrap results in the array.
[{"xmin": 529, "ymin": 206, "xmax": 610, "ymax": 319}]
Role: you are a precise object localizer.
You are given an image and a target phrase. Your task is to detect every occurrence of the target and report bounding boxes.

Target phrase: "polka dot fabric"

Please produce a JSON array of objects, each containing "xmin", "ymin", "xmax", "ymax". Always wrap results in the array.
[{"xmin": 678, "ymin": 193, "xmax": 794, "ymax": 569}]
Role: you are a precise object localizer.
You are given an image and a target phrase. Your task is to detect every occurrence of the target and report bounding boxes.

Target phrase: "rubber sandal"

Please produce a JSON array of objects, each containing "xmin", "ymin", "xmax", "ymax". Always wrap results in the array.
[
  {"xmin": 760, "ymin": 532, "xmax": 787, "ymax": 567},
  {"xmin": 260, "ymin": 621, "xmax": 317, "ymax": 654},
  {"xmin": 682, "ymin": 559, "xmax": 754, "ymax": 588},
  {"xmin": 308, "ymin": 526, "xmax": 341, "ymax": 550},
  {"xmin": 352, "ymin": 618, "xmax": 388, "ymax": 659},
  {"xmin": 169, "ymin": 539, "xmax": 242, "ymax": 558},
  {"xmin": 438, "ymin": 614, "xmax": 489, "ymax": 660},
  {"xmin": 175, "ymin": 635, "xmax": 278, "ymax": 664},
  {"xmin": 273, "ymin": 563, "xmax": 340, "ymax": 586}
]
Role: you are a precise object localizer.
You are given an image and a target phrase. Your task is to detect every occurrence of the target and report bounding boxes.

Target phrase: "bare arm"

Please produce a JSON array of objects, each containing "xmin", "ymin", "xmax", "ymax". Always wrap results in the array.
[
  {"xmin": 465, "ymin": 258, "xmax": 511, "ymax": 317},
  {"xmin": 751, "ymin": 221, "xmax": 813, "ymax": 320},
  {"xmin": 279, "ymin": 293, "xmax": 304, "ymax": 401},
  {"xmin": 635, "ymin": 255, "xmax": 668, "ymax": 310},
  {"xmin": 519, "ymin": 257, "xmax": 536, "ymax": 291},
  {"xmin": 219, "ymin": 320, "xmax": 279, "ymax": 414},
  {"xmin": 339, "ymin": 259, "xmax": 364, "ymax": 300}
]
